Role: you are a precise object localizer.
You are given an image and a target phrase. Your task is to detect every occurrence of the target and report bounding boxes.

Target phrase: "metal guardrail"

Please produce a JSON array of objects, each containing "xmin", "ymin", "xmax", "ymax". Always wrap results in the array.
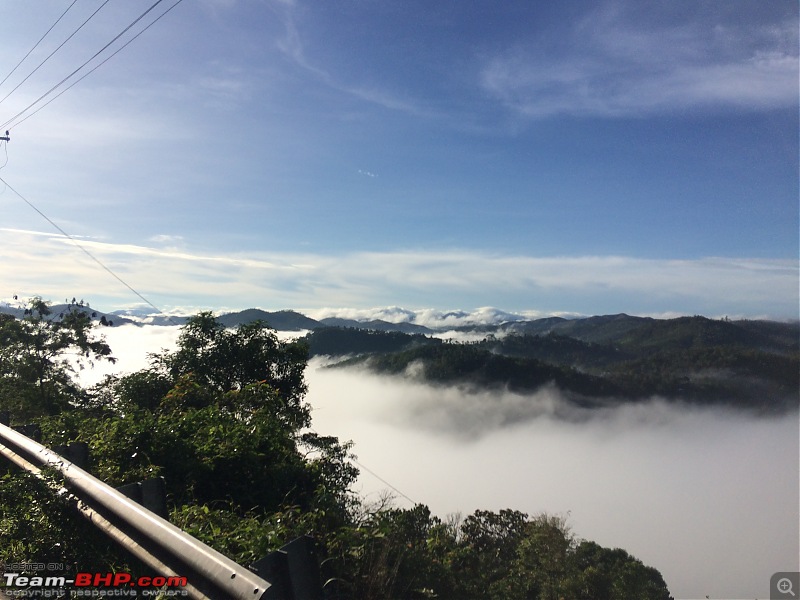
[{"xmin": 0, "ymin": 421, "xmax": 281, "ymax": 600}]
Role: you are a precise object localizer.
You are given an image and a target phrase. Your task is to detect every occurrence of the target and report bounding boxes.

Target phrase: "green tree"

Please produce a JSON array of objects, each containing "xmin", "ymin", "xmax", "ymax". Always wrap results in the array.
[
  {"xmin": 0, "ymin": 297, "xmax": 114, "ymax": 421},
  {"xmin": 154, "ymin": 312, "xmax": 307, "ymax": 401},
  {"xmin": 452, "ymin": 509, "xmax": 529, "ymax": 598},
  {"xmin": 42, "ymin": 312, "xmax": 356, "ymax": 514},
  {"xmin": 505, "ymin": 513, "xmax": 575, "ymax": 600}
]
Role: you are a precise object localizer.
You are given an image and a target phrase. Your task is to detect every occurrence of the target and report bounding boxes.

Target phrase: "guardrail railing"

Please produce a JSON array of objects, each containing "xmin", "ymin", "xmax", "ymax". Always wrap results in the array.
[{"xmin": 0, "ymin": 421, "xmax": 282, "ymax": 599}]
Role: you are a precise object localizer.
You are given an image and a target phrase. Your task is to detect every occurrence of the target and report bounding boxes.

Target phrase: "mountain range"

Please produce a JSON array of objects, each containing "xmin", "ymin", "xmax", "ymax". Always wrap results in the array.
[
  {"xmin": 2, "ymin": 301, "xmax": 797, "ymax": 410},
  {"xmin": 300, "ymin": 315, "xmax": 799, "ymax": 413},
  {"xmin": 2, "ymin": 303, "xmax": 797, "ymax": 342}
]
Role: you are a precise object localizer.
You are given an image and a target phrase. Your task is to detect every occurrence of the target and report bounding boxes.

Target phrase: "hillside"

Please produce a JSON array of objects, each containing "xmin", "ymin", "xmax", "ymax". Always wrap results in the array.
[
  {"xmin": 305, "ymin": 317, "xmax": 799, "ymax": 412},
  {"xmin": 0, "ymin": 306, "xmax": 675, "ymax": 600},
  {"xmin": 305, "ymin": 326, "xmax": 439, "ymax": 357},
  {"xmin": 318, "ymin": 317, "xmax": 433, "ymax": 334},
  {"xmin": 216, "ymin": 309, "xmax": 319, "ymax": 330}
]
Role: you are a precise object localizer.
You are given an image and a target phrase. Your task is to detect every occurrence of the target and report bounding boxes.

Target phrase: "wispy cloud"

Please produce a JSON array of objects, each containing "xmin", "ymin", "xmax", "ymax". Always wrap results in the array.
[
  {"xmin": 339, "ymin": 84, "xmax": 430, "ymax": 115},
  {"xmin": 480, "ymin": 3, "xmax": 798, "ymax": 118},
  {"xmin": 0, "ymin": 228, "xmax": 796, "ymax": 318},
  {"xmin": 270, "ymin": 2, "xmax": 430, "ymax": 116},
  {"xmin": 148, "ymin": 234, "xmax": 185, "ymax": 245}
]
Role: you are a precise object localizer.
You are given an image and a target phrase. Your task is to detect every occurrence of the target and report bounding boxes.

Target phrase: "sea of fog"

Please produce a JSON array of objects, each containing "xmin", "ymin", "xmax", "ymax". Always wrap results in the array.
[{"xmin": 78, "ymin": 325, "xmax": 799, "ymax": 600}]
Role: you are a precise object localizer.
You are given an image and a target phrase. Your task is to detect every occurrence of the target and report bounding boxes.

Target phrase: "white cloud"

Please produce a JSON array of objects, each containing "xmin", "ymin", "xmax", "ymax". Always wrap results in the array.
[
  {"xmin": 0, "ymin": 228, "xmax": 796, "ymax": 318},
  {"xmin": 74, "ymin": 323, "xmax": 182, "ymax": 387},
  {"xmin": 480, "ymin": 5, "xmax": 798, "ymax": 118},
  {"xmin": 305, "ymin": 306, "xmax": 552, "ymax": 328},
  {"xmin": 304, "ymin": 306, "xmax": 418, "ymax": 323},
  {"xmin": 270, "ymin": 2, "xmax": 430, "ymax": 116},
  {"xmin": 148, "ymin": 234, "xmax": 185, "ymax": 245}
]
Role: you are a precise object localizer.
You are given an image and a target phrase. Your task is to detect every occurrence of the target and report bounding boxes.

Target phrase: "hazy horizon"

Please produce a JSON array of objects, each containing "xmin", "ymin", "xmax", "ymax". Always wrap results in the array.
[{"xmin": 5, "ymin": 299, "xmax": 798, "ymax": 329}]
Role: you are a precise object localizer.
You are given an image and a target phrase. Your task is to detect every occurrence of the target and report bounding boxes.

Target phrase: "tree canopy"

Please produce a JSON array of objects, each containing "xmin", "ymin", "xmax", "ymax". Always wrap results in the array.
[
  {"xmin": 0, "ymin": 303, "xmax": 674, "ymax": 599},
  {"xmin": 0, "ymin": 297, "xmax": 114, "ymax": 421}
]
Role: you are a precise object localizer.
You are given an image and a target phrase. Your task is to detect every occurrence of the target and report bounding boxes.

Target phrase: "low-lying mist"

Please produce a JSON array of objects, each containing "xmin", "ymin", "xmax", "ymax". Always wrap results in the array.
[
  {"xmin": 82, "ymin": 326, "xmax": 799, "ymax": 599},
  {"xmin": 305, "ymin": 358, "xmax": 799, "ymax": 600}
]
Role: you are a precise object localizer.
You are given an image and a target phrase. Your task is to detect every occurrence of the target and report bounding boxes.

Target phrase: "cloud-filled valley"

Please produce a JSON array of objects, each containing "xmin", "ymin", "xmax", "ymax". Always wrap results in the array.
[
  {"xmin": 77, "ymin": 323, "xmax": 800, "ymax": 599},
  {"xmin": 305, "ymin": 358, "xmax": 798, "ymax": 600}
]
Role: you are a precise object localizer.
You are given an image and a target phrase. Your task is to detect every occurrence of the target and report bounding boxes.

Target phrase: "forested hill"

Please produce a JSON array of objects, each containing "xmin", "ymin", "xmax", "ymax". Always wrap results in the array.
[{"xmin": 302, "ymin": 316, "xmax": 799, "ymax": 412}]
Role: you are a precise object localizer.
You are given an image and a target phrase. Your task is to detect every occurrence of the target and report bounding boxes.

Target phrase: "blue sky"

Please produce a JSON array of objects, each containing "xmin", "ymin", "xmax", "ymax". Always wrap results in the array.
[{"xmin": 0, "ymin": 0, "xmax": 797, "ymax": 318}]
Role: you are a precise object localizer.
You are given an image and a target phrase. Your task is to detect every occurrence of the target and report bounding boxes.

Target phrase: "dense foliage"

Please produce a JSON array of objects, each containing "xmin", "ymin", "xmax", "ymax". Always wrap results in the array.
[
  {"xmin": 0, "ymin": 298, "xmax": 114, "ymax": 421},
  {"xmin": 344, "ymin": 342, "xmax": 622, "ymax": 400},
  {"xmin": 0, "ymin": 299, "xmax": 674, "ymax": 598},
  {"xmin": 305, "ymin": 318, "xmax": 799, "ymax": 411},
  {"xmin": 306, "ymin": 326, "xmax": 439, "ymax": 357}
]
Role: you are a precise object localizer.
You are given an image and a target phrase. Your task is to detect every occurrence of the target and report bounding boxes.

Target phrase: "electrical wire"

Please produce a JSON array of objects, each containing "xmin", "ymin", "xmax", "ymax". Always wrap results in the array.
[
  {"xmin": 0, "ymin": 171, "xmax": 419, "ymax": 504},
  {"xmin": 306, "ymin": 425, "xmax": 417, "ymax": 506},
  {"xmin": 0, "ymin": 174, "xmax": 176, "ymax": 325},
  {"xmin": 0, "ymin": 2, "xmax": 186, "ymax": 325},
  {"xmin": 4, "ymin": 0, "xmax": 415, "ymax": 520},
  {"xmin": 0, "ymin": 0, "xmax": 80, "ymax": 90},
  {"xmin": 0, "ymin": 2, "xmax": 185, "ymax": 322},
  {"xmin": 0, "ymin": 0, "xmax": 112, "ymax": 107},
  {"xmin": 352, "ymin": 456, "xmax": 417, "ymax": 506},
  {"xmin": 0, "ymin": 165, "xmax": 414, "ymax": 502},
  {"xmin": 1, "ymin": 0, "xmax": 172, "ymax": 131},
  {"xmin": 8, "ymin": 0, "xmax": 185, "ymax": 131}
]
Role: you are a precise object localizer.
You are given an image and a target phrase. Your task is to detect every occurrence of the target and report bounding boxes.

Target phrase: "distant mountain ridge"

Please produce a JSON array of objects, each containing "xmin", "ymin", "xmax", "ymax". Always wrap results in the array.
[
  {"xmin": 3, "ymin": 304, "xmax": 797, "ymax": 340},
  {"xmin": 3, "ymin": 301, "xmax": 796, "ymax": 410},
  {"xmin": 317, "ymin": 317, "xmax": 433, "ymax": 334},
  {"xmin": 305, "ymin": 316, "xmax": 799, "ymax": 412},
  {"xmin": 216, "ymin": 309, "xmax": 319, "ymax": 331}
]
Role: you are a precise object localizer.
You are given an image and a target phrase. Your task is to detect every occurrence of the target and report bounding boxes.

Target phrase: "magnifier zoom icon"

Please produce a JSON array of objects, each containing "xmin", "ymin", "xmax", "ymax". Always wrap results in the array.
[{"xmin": 778, "ymin": 577, "xmax": 796, "ymax": 597}]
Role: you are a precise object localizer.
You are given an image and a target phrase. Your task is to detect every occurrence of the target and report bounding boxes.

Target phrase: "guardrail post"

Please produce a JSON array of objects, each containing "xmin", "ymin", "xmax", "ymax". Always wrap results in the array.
[
  {"xmin": 116, "ymin": 477, "xmax": 169, "ymax": 519},
  {"xmin": 12, "ymin": 422, "xmax": 41, "ymax": 441},
  {"xmin": 52, "ymin": 441, "xmax": 90, "ymax": 470},
  {"xmin": 250, "ymin": 550, "xmax": 292, "ymax": 598},
  {"xmin": 284, "ymin": 535, "xmax": 322, "ymax": 600},
  {"xmin": 251, "ymin": 535, "xmax": 322, "ymax": 600}
]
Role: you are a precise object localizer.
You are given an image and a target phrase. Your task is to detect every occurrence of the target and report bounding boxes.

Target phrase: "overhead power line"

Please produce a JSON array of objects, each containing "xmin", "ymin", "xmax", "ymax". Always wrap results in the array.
[
  {"xmin": 7, "ymin": 0, "xmax": 185, "ymax": 131},
  {"xmin": 0, "ymin": 0, "xmax": 80, "ymax": 91},
  {"xmin": 2, "ymin": 0, "xmax": 183, "ymax": 132},
  {"xmin": 352, "ymin": 456, "xmax": 417, "ymax": 505},
  {"xmin": 0, "ymin": 0, "xmax": 112, "ymax": 107},
  {"xmin": 306, "ymin": 425, "xmax": 417, "ymax": 506},
  {"xmin": 0, "ymin": 1, "xmax": 187, "ymax": 324},
  {"xmin": 0, "ymin": 175, "xmax": 175, "ymax": 324}
]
